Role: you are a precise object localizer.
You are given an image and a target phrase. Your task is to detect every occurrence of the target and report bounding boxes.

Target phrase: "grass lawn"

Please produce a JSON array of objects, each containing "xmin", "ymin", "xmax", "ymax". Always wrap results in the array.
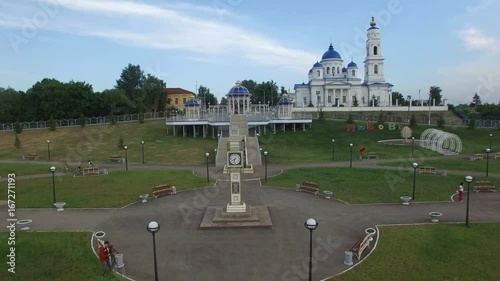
[
  {"xmin": 0, "ymin": 120, "xmax": 218, "ymax": 165},
  {"xmin": 0, "ymin": 232, "xmax": 124, "ymax": 281},
  {"xmin": 265, "ymin": 167, "xmax": 464, "ymax": 203},
  {"xmin": 378, "ymin": 158, "xmax": 500, "ymax": 174},
  {"xmin": 0, "ymin": 170, "xmax": 213, "ymax": 208},
  {"xmin": 331, "ymin": 223, "xmax": 500, "ymax": 281},
  {"xmin": 0, "ymin": 163, "xmax": 66, "ymax": 176}
]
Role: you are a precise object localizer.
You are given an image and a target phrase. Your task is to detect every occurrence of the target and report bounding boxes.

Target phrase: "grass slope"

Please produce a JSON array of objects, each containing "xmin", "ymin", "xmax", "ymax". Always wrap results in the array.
[
  {"xmin": 1, "ymin": 170, "xmax": 213, "ymax": 208},
  {"xmin": 331, "ymin": 223, "xmax": 500, "ymax": 281},
  {"xmin": 0, "ymin": 232, "xmax": 124, "ymax": 281},
  {"xmin": 265, "ymin": 167, "xmax": 464, "ymax": 203},
  {"xmin": 0, "ymin": 163, "xmax": 66, "ymax": 176},
  {"xmin": 379, "ymin": 158, "xmax": 500, "ymax": 174}
]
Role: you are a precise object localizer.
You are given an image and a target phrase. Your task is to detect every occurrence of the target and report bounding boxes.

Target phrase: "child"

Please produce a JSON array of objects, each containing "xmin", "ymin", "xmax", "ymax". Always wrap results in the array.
[{"xmin": 99, "ymin": 241, "xmax": 111, "ymax": 276}]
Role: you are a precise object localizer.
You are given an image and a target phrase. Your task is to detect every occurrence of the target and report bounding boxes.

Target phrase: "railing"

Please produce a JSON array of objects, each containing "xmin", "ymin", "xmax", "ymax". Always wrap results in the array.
[{"xmin": 0, "ymin": 112, "xmax": 166, "ymax": 132}]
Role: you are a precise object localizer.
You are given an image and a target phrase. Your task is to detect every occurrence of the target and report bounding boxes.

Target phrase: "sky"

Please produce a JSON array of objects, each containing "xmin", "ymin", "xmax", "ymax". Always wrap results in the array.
[{"xmin": 1, "ymin": 0, "xmax": 499, "ymax": 105}]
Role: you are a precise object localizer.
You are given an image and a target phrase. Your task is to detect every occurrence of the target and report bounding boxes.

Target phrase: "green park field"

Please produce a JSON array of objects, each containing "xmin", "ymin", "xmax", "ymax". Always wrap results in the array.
[{"xmin": 379, "ymin": 158, "xmax": 500, "ymax": 174}]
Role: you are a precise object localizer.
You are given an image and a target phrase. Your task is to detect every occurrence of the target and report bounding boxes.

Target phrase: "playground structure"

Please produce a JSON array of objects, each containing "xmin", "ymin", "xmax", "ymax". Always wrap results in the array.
[{"xmin": 419, "ymin": 129, "xmax": 462, "ymax": 155}]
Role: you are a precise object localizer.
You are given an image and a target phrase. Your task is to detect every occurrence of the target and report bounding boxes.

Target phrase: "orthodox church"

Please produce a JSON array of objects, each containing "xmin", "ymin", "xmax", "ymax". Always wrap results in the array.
[{"xmin": 294, "ymin": 17, "xmax": 394, "ymax": 108}]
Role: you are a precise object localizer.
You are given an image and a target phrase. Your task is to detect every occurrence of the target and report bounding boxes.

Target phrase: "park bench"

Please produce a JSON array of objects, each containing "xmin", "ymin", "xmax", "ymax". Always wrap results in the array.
[
  {"xmin": 82, "ymin": 167, "xmax": 100, "ymax": 176},
  {"xmin": 350, "ymin": 233, "xmax": 374, "ymax": 261},
  {"xmin": 365, "ymin": 152, "xmax": 379, "ymax": 159},
  {"xmin": 494, "ymin": 152, "xmax": 500, "ymax": 160},
  {"xmin": 153, "ymin": 184, "xmax": 174, "ymax": 198},
  {"xmin": 472, "ymin": 154, "xmax": 484, "ymax": 161},
  {"xmin": 108, "ymin": 155, "xmax": 122, "ymax": 163},
  {"xmin": 474, "ymin": 181, "xmax": 496, "ymax": 193},
  {"xmin": 299, "ymin": 181, "xmax": 320, "ymax": 195},
  {"xmin": 418, "ymin": 166, "xmax": 436, "ymax": 175},
  {"xmin": 25, "ymin": 153, "xmax": 38, "ymax": 160}
]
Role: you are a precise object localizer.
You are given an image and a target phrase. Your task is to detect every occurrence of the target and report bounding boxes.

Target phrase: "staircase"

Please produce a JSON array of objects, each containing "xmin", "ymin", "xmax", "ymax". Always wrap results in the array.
[{"xmin": 229, "ymin": 115, "xmax": 249, "ymax": 136}]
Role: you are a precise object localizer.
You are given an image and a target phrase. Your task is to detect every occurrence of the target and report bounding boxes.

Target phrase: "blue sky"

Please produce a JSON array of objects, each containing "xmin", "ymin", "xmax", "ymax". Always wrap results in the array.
[{"xmin": 1, "ymin": 0, "xmax": 499, "ymax": 105}]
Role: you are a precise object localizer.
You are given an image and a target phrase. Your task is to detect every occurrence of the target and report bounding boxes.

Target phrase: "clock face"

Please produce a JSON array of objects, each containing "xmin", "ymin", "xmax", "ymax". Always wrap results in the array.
[{"xmin": 229, "ymin": 153, "xmax": 241, "ymax": 165}]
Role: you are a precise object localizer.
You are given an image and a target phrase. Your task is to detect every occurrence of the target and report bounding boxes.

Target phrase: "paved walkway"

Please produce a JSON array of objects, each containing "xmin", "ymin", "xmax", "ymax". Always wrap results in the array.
[{"xmin": 0, "ymin": 157, "xmax": 499, "ymax": 280}]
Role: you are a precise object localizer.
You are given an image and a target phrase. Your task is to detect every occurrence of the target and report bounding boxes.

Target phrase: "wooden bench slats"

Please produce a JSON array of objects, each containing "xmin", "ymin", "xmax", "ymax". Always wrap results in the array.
[
  {"xmin": 26, "ymin": 153, "xmax": 38, "ymax": 160},
  {"xmin": 365, "ymin": 153, "xmax": 379, "ymax": 159},
  {"xmin": 472, "ymin": 154, "xmax": 484, "ymax": 161},
  {"xmin": 494, "ymin": 152, "xmax": 500, "ymax": 160},
  {"xmin": 153, "ymin": 184, "xmax": 173, "ymax": 198},
  {"xmin": 82, "ymin": 167, "xmax": 100, "ymax": 176},
  {"xmin": 108, "ymin": 155, "xmax": 122, "ymax": 163},
  {"xmin": 350, "ymin": 233, "xmax": 374, "ymax": 261},
  {"xmin": 473, "ymin": 181, "xmax": 496, "ymax": 192},
  {"xmin": 418, "ymin": 167, "xmax": 436, "ymax": 174},
  {"xmin": 299, "ymin": 181, "xmax": 320, "ymax": 195}
]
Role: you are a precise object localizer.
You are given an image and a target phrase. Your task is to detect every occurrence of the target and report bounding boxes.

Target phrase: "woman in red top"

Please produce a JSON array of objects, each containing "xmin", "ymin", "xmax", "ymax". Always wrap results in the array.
[{"xmin": 99, "ymin": 241, "xmax": 111, "ymax": 276}]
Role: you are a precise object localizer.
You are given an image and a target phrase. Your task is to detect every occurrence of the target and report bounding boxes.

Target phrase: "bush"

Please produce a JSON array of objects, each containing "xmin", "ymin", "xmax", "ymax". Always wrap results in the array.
[
  {"xmin": 468, "ymin": 114, "xmax": 477, "ymax": 130},
  {"xmin": 14, "ymin": 134, "xmax": 21, "ymax": 149},
  {"xmin": 110, "ymin": 113, "xmax": 116, "ymax": 125},
  {"xmin": 139, "ymin": 112, "xmax": 145, "ymax": 123},
  {"xmin": 318, "ymin": 108, "xmax": 324, "ymax": 121},
  {"xmin": 409, "ymin": 114, "xmax": 418, "ymax": 128},
  {"xmin": 117, "ymin": 135, "xmax": 124, "ymax": 149},
  {"xmin": 346, "ymin": 113, "xmax": 355, "ymax": 124},
  {"xmin": 376, "ymin": 110, "xmax": 385, "ymax": 126},
  {"xmin": 79, "ymin": 113, "xmax": 86, "ymax": 128},
  {"xmin": 48, "ymin": 115, "xmax": 56, "ymax": 131},
  {"xmin": 437, "ymin": 114, "xmax": 446, "ymax": 129},
  {"xmin": 14, "ymin": 120, "xmax": 22, "ymax": 134}
]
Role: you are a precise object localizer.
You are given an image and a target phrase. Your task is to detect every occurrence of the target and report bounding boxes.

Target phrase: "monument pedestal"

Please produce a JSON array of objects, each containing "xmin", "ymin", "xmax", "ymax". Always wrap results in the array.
[
  {"xmin": 226, "ymin": 202, "xmax": 247, "ymax": 213},
  {"xmin": 199, "ymin": 205, "xmax": 273, "ymax": 228}
]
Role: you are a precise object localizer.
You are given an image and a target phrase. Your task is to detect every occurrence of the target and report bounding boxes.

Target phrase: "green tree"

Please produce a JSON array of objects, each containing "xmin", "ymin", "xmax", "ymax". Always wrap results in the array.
[
  {"xmin": 101, "ymin": 89, "xmax": 135, "ymax": 115},
  {"xmin": 139, "ymin": 111, "xmax": 145, "ymax": 123},
  {"xmin": 14, "ymin": 120, "xmax": 22, "ymax": 134},
  {"xmin": 376, "ymin": 110, "xmax": 385, "ymax": 125},
  {"xmin": 437, "ymin": 114, "xmax": 446, "ymax": 129},
  {"xmin": 0, "ymin": 87, "xmax": 24, "ymax": 122},
  {"xmin": 409, "ymin": 114, "xmax": 418, "ymax": 128},
  {"xmin": 110, "ymin": 112, "xmax": 116, "ymax": 125},
  {"xmin": 115, "ymin": 64, "xmax": 145, "ymax": 103},
  {"xmin": 79, "ymin": 113, "xmax": 86, "ymax": 128},
  {"xmin": 48, "ymin": 115, "xmax": 56, "ymax": 131},
  {"xmin": 391, "ymin": 91, "xmax": 404, "ymax": 106},
  {"xmin": 468, "ymin": 114, "xmax": 477, "ymax": 130},
  {"xmin": 117, "ymin": 135, "xmax": 124, "ymax": 149},
  {"xmin": 143, "ymin": 74, "xmax": 166, "ymax": 113},
  {"xmin": 470, "ymin": 93, "xmax": 481, "ymax": 108},
  {"xmin": 346, "ymin": 113, "xmax": 355, "ymax": 124},
  {"xmin": 14, "ymin": 134, "xmax": 21, "ymax": 149},
  {"xmin": 429, "ymin": 86, "xmax": 442, "ymax": 105},
  {"xmin": 352, "ymin": 96, "xmax": 359, "ymax": 107},
  {"xmin": 197, "ymin": 85, "xmax": 218, "ymax": 108},
  {"xmin": 220, "ymin": 97, "xmax": 228, "ymax": 105}
]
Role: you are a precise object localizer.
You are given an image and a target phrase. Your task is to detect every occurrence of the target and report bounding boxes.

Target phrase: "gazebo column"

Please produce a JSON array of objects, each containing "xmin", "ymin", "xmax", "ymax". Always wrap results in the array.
[{"xmin": 193, "ymin": 125, "xmax": 196, "ymax": 138}]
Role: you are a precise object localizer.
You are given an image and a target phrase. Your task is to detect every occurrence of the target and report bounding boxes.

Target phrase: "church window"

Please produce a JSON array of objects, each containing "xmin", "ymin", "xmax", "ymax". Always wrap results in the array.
[
  {"xmin": 317, "ymin": 96, "xmax": 321, "ymax": 104},
  {"xmin": 344, "ymin": 75, "xmax": 346, "ymax": 78},
  {"xmin": 183, "ymin": 97, "xmax": 186, "ymax": 104},
  {"xmin": 326, "ymin": 67, "xmax": 330, "ymax": 74},
  {"xmin": 374, "ymin": 64, "xmax": 378, "ymax": 74},
  {"xmin": 317, "ymin": 70, "xmax": 320, "ymax": 77},
  {"xmin": 328, "ymin": 96, "xmax": 332, "ymax": 103},
  {"xmin": 352, "ymin": 70, "xmax": 355, "ymax": 76},
  {"xmin": 374, "ymin": 46, "xmax": 378, "ymax": 55},
  {"xmin": 342, "ymin": 96, "xmax": 347, "ymax": 103},
  {"xmin": 175, "ymin": 98, "xmax": 179, "ymax": 104},
  {"xmin": 362, "ymin": 96, "xmax": 365, "ymax": 103},
  {"xmin": 337, "ymin": 67, "xmax": 340, "ymax": 74},
  {"xmin": 303, "ymin": 97, "xmax": 307, "ymax": 105},
  {"xmin": 316, "ymin": 91, "xmax": 320, "ymax": 95}
]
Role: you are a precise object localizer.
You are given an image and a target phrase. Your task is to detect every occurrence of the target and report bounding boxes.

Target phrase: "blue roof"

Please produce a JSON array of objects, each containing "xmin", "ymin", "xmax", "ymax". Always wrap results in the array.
[
  {"xmin": 184, "ymin": 99, "xmax": 200, "ymax": 107},
  {"xmin": 313, "ymin": 62, "xmax": 322, "ymax": 68},
  {"xmin": 308, "ymin": 68, "xmax": 313, "ymax": 73},
  {"xmin": 227, "ymin": 82, "xmax": 251, "ymax": 96},
  {"xmin": 347, "ymin": 61, "xmax": 357, "ymax": 68},
  {"xmin": 294, "ymin": 83, "xmax": 309, "ymax": 89},
  {"xmin": 321, "ymin": 44, "xmax": 342, "ymax": 60},
  {"xmin": 278, "ymin": 97, "xmax": 292, "ymax": 105},
  {"xmin": 368, "ymin": 26, "xmax": 379, "ymax": 30},
  {"xmin": 362, "ymin": 82, "xmax": 394, "ymax": 87},
  {"xmin": 342, "ymin": 67, "xmax": 347, "ymax": 72}
]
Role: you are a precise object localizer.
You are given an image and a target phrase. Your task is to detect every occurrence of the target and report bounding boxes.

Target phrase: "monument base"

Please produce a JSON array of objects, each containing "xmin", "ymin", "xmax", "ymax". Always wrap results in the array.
[
  {"xmin": 226, "ymin": 202, "xmax": 247, "ymax": 213},
  {"xmin": 200, "ymin": 205, "xmax": 273, "ymax": 228}
]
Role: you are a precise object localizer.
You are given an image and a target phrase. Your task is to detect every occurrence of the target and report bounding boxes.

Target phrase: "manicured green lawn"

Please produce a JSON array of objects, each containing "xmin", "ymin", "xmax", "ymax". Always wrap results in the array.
[
  {"xmin": 0, "ymin": 163, "xmax": 66, "ymax": 176},
  {"xmin": 331, "ymin": 223, "xmax": 500, "ymax": 281},
  {"xmin": 0, "ymin": 119, "xmax": 218, "ymax": 165},
  {"xmin": 0, "ymin": 232, "xmax": 124, "ymax": 281},
  {"xmin": 265, "ymin": 167, "xmax": 464, "ymax": 203},
  {"xmin": 379, "ymin": 158, "xmax": 500, "ymax": 174},
  {"xmin": 1, "ymin": 170, "xmax": 213, "ymax": 208}
]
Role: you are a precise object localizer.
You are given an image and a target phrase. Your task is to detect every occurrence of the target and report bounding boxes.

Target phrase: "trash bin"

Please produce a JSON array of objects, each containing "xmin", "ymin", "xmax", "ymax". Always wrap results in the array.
[
  {"xmin": 114, "ymin": 253, "xmax": 125, "ymax": 268},
  {"xmin": 344, "ymin": 251, "xmax": 353, "ymax": 266},
  {"xmin": 102, "ymin": 168, "xmax": 107, "ymax": 175},
  {"xmin": 172, "ymin": 186, "xmax": 177, "ymax": 195},
  {"xmin": 295, "ymin": 184, "xmax": 300, "ymax": 192},
  {"xmin": 441, "ymin": 170, "xmax": 447, "ymax": 176}
]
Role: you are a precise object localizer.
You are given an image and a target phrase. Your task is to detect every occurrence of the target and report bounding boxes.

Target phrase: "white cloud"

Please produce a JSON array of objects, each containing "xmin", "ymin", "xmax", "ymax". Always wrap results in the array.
[
  {"xmin": 465, "ymin": 0, "xmax": 499, "ymax": 13},
  {"xmin": 5, "ymin": 0, "xmax": 315, "ymax": 71},
  {"xmin": 458, "ymin": 27, "xmax": 500, "ymax": 54}
]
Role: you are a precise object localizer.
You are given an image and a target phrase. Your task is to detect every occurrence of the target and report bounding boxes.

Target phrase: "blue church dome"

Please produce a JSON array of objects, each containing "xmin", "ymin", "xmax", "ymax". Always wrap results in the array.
[
  {"xmin": 313, "ymin": 62, "xmax": 322, "ymax": 68},
  {"xmin": 308, "ymin": 68, "xmax": 313, "ymax": 74},
  {"xmin": 321, "ymin": 44, "xmax": 342, "ymax": 60},
  {"xmin": 347, "ymin": 61, "xmax": 357, "ymax": 68},
  {"xmin": 185, "ymin": 98, "xmax": 200, "ymax": 107},
  {"xmin": 278, "ymin": 94, "xmax": 292, "ymax": 105},
  {"xmin": 227, "ymin": 81, "xmax": 250, "ymax": 96},
  {"xmin": 342, "ymin": 67, "xmax": 347, "ymax": 72}
]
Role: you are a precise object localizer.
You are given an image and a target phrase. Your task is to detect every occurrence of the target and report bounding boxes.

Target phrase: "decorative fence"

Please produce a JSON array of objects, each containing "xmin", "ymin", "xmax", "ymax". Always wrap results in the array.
[{"xmin": 0, "ymin": 112, "xmax": 166, "ymax": 132}]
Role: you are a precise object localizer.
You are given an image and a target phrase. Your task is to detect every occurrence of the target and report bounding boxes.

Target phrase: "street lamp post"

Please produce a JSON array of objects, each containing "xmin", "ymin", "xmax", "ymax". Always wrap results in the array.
[
  {"xmin": 264, "ymin": 151, "xmax": 268, "ymax": 182},
  {"xmin": 214, "ymin": 148, "xmax": 217, "ymax": 166},
  {"xmin": 411, "ymin": 136, "xmax": 415, "ymax": 157},
  {"xmin": 486, "ymin": 148, "xmax": 491, "ymax": 177},
  {"xmin": 304, "ymin": 218, "xmax": 319, "ymax": 281},
  {"xmin": 407, "ymin": 95, "xmax": 412, "ymax": 123},
  {"xmin": 47, "ymin": 140, "xmax": 51, "ymax": 161},
  {"xmin": 349, "ymin": 143, "xmax": 353, "ymax": 168},
  {"xmin": 146, "ymin": 221, "xmax": 160, "ymax": 281},
  {"xmin": 489, "ymin": 134, "xmax": 493, "ymax": 150},
  {"xmin": 331, "ymin": 139, "xmax": 335, "ymax": 161},
  {"xmin": 141, "ymin": 140, "xmax": 145, "ymax": 164},
  {"xmin": 124, "ymin": 146, "xmax": 128, "ymax": 171},
  {"xmin": 412, "ymin": 162, "xmax": 418, "ymax": 201},
  {"xmin": 50, "ymin": 166, "xmax": 56, "ymax": 204},
  {"xmin": 465, "ymin": 176, "xmax": 473, "ymax": 228},
  {"xmin": 205, "ymin": 152, "xmax": 210, "ymax": 183}
]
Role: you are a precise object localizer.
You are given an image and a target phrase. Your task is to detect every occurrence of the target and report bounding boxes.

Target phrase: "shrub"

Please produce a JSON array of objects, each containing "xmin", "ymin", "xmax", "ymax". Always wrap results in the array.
[
  {"xmin": 48, "ymin": 115, "xmax": 56, "ymax": 131},
  {"xmin": 118, "ymin": 135, "xmax": 124, "ymax": 149},
  {"xmin": 79, "ymin": 113, "xmax": 86, "ymax": 128},
  {"xmin": 409, "ymin": 114, "xmax": 418, "ymax": 128},
  {"xmin": 14, "ymin": 120, "xmax": 22, "ymax": 134},
  {"xmin": 110, "ymin": 113, "xmax": 116, "ymax": 125},
  {"xmin": 14, "ymin": 134, "xmax": 21, "ymax": 149},
  {"xmin": 437, "ymin": 114, "xmax": 446, "ymax": 129}
]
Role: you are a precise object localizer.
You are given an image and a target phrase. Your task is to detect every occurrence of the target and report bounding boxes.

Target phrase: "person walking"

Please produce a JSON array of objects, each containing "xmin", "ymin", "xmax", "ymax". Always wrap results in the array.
[
  {"xmin": 458, "ymin": 182, "xmax": 464, "ymax": 202},
  {"xmin": 99, "ymin": 241, "xmax": 111, "ymax": 276}
]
